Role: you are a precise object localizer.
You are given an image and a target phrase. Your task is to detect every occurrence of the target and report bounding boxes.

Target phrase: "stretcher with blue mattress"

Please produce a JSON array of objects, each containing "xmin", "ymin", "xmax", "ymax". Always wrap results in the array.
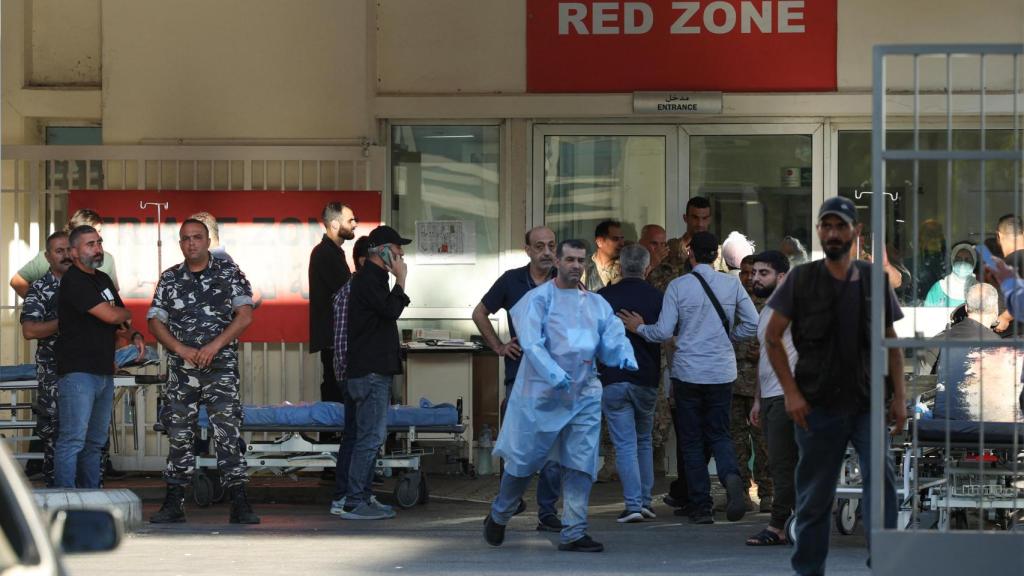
[{"xmin": 192, "ymin": 399, "xmax": 466, "ymax": 508}]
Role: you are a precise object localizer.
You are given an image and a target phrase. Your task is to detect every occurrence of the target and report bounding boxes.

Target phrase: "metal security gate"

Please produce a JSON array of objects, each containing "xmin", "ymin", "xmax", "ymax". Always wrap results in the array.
[
  {"xmin": 1, "ymin": 144, "xmax": 384, "ymax": 470},
  {"xmin": 871, "ymin": 45, "xmax": 1024, "ymax": 573}
]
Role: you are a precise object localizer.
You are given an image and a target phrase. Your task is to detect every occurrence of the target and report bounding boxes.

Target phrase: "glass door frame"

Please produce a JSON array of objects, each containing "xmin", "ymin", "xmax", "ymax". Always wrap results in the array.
[
  {"xmin": 679, "ymin": 123, "xmax": 825, "ymax": 258},
  {"xmin": 530, "ymin": 124, "xmax": 680, "ymax": 238}
]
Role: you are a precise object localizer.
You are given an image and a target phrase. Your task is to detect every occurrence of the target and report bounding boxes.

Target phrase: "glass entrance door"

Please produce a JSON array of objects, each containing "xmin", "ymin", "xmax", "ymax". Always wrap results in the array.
[{"xmin": 681, "ymin": 125, "xmax": 823, "ymax": 262}]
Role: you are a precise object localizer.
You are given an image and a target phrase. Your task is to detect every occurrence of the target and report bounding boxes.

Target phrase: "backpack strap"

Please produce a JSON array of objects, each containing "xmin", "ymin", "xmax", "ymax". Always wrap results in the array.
[{"xmin": 692, "ymin": 270, "xmax": 730, "ymax": 336}]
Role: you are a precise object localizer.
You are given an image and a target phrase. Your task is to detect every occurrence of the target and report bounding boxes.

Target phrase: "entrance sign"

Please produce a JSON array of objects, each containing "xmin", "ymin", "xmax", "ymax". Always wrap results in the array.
[
  {"xmin": 633, "ymin": 91, "xmax": 723, "ymax": 114},
  {"xmin": 527, "ymin": 0, "xmax": 837, "ymax": 92},
  {"xmin": 69, "ymin": 189, "xmax": 382, "ymax": 342}
]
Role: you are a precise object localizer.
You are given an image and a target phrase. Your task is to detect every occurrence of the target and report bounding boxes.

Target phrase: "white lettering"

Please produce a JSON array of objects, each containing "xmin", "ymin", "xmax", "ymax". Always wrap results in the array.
[
  {"xmin": 741, "ymin": 1, "xmax": 772, "ymax": 33},
  {"xmin": 704, "ymin": 1, "xmax": 737, "ymax": 34},
  {"xmin": 624, "ymin": 2, "xmax": 654, "ymax": 35},
  {"xmin": 558, "ymin": 2, "xmax": 588, "ymax": 35},
  {"xmin": 591, "ymin": 2, "xmax": 619, "ymax": 35},
  {"xmin": 671, "ymin": 2, "xmax": 700, "ymax": 34},
  {"xmin": 778, "ymin": 0, "xmax": 805, "ymax": 33}
]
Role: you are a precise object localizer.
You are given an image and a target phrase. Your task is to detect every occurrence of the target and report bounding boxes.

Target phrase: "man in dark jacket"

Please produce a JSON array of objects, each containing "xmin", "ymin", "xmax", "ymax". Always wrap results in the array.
[
  {"xmin": 597, "ymin": 244, "xmax": 662, "ymax": 523},
  {"xmin": 339, "ymin": 225, "xmax": 411, "ymax": 520},
  {"xmin": 308, "ymin": 202, "xmax": 358, "ymax": 406}
]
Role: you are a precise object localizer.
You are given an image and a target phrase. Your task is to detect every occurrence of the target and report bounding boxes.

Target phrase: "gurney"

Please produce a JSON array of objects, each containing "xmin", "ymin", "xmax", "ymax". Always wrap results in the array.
[{"xmin": 193, "ymin": 399, "xmax": 466, "ymax": 509}]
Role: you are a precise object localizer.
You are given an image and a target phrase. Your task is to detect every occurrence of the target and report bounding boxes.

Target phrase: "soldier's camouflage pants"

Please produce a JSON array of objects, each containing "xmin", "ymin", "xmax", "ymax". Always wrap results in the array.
[
  {"xmin": 730, "ymin": 394, "xmax": 772, "ymax": 498},
  {"xmin": 163, "ymin": 363, "xmax": 247, "ymax": 487},
  {"xmin": 34, "ymin": 371, "xmax": 59, "ymax": 487}
]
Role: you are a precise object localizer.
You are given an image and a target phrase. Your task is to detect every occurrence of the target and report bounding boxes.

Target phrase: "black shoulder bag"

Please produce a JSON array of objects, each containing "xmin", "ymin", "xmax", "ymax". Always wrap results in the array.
[{"xmin": 692, "ymin": 271, "xmax": 730, "ymax": 335}]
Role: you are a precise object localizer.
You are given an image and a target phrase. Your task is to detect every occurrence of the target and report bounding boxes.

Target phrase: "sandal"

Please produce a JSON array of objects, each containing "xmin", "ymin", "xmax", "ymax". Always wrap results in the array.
[{"xmin": 745, "ymin": 528, "xmax": 787, "ymax": 546}]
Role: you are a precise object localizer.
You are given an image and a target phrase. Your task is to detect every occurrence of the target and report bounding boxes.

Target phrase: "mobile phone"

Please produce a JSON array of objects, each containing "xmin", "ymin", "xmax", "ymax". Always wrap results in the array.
[
  {"xmin": 378, "ymin": 246, "xmax": 393, "ymax": 267},
  {"xmin": 976, "ymin": 244, "xmax": 996, "ymax": 268}
]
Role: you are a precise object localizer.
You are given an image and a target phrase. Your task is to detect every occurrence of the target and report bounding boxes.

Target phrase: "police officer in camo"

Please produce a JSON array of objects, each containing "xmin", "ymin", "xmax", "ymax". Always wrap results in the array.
[
  {"xmin": 19, "ymin": 231, "xmax": 74, "ymax": 487},
  {"xmin": 147, "ymin": 218, "xmax": 258, "ymax": 525}
]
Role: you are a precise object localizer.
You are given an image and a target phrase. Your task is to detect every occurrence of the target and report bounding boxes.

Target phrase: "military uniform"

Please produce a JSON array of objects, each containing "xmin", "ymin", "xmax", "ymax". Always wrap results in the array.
[
  {"xmin": 148, "ymin": 255, "xmax": 254, "ymax": 488},
  {"xmin": 20, "ymin": 272, "xmax": 60, "ymax": 487},
  {"xmin": 731, "ymin": 296, "xmax": 772, "ymax": 502}
]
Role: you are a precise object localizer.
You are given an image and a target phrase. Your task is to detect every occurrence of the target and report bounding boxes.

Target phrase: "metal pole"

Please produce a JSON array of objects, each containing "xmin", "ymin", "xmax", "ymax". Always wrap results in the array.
[
  {"xmin": 139, "ymin": 201, "xmax": 169, "ymax": 277},
  {"xmin": 869, "ymin": 44, "xmax": 887, "ymax": 555}
]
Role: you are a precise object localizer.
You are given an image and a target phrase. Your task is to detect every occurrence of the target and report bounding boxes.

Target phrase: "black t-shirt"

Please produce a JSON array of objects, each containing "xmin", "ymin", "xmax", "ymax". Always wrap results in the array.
[
  {"xmin": 308, "ymin": 235, "xmax": 351, "ymax": 353},
  {"xmin": 56, "ymin": 266, "xmax": 123, "ymax": 375}
]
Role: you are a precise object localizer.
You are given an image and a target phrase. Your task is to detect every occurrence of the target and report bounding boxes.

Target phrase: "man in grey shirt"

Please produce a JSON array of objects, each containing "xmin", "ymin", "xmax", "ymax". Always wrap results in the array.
[{"xmin": 619, "ymin": 231, "xmax": 758, "ymax": 524}]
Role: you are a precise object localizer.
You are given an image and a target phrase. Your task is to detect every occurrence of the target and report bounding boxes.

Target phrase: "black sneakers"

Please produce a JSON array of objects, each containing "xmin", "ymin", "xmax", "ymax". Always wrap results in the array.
[
  {"xmin": 725, "ymin": 474, "xmax": 748, "ymax": 522},
  {"xmin": 558, "ymin": 534, "xmax": 604, "ymax": 553},
  {"xmin": 617, "ymin": 509, "xmax": 644, "ymax": 523},
  {"xmin": 536, "ymin": 514, "xmax": 563, "ymax": 532},
  {"xmin": 690, "ymin": 512, "xmax": 715, "ymax": 525},
  {"xmin": 483, "ymin": 514, "xmax": 506, "ymax": 546}
]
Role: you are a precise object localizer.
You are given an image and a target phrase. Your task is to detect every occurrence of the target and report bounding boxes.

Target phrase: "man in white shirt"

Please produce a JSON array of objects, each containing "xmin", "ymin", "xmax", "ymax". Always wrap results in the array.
[{"xmin": 745, "ymin": 250, "xmax": 798, "ymax": 546}]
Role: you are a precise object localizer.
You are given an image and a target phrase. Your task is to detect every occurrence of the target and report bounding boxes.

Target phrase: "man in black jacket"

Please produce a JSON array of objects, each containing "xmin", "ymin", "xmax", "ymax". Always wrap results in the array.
[
  {"xmin": 308, "ymin": 202, "xmax": 358, "ymax": 407},
  {"xmin": 339, "ymin": 225, "xmax": 411, "ymax": 520}
]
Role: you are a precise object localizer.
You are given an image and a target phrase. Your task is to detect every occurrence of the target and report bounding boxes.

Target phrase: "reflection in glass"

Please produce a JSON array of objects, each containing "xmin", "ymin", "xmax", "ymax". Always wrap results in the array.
[
  {"xmin": 689, "ymin": 134, "xmax": 814, "ymax": 260},
  {"xmin": 543, "ymin": 135, "xmax": 665, "ymax": 249},
  {"xmin": 391, "ymin": 126, "xmax": 500, "ymax": 309}
]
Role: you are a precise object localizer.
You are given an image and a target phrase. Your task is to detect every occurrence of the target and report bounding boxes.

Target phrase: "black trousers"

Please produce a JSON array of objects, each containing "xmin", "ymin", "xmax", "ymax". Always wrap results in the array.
[
  {"xmin": 320, "ymin": 349, "xmax": 345, "ymax": 404},
  {"xmin": 761, "ymin": 395, "xmax": 798, "ymax": 529}
]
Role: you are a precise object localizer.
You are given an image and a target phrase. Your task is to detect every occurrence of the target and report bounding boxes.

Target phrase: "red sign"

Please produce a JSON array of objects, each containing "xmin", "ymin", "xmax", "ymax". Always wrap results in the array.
[
  {"xmin": 69, "ymin": 190, "xmax": 382, "ymax": 343},
  {"xmin": 527, "ymin": 0, "xmax": 837, "ymax": 92}
]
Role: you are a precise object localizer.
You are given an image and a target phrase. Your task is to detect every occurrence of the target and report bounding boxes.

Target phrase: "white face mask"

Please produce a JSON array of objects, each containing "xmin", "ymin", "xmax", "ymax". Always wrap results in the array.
[{"xmin": 952, "ymin": 261, "xmax": 974, "ymax": 278}]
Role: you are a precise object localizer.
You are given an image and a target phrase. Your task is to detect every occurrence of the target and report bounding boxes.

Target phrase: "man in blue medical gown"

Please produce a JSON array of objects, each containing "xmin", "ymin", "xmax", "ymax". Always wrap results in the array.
[{"xmin": 483, "ymin": 239, "xmax": 638, "ymax": 553}]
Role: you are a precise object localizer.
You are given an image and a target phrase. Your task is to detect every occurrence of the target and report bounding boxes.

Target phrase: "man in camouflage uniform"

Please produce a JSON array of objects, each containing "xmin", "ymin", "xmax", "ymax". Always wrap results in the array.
[
  {"xmin": 19, "ymin": 231, "xmax": 73, "ymax": 487},
  {"xmin": 731, "ymin": 255, "xmax": 773, "ymax": 512},
  {"xmin": 148, "ymin": 219, "xmax": 258, "ymax": 525}
]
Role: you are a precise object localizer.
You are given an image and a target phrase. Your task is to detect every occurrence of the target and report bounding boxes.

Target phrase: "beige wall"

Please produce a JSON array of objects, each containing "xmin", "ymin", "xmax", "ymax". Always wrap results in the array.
[
  {"xmin": 28, "ymin": 0, "xmax": 101, "ymax": 86},
  {"xmin": 101, "ymin": 0, "xmax": 371, "ymax": 143}
]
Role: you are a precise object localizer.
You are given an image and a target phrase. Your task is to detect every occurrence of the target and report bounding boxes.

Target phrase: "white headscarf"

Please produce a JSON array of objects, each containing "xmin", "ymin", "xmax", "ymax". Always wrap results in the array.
[
  {"xmin": 721, "ymin": 231, "xmax": 756, "ymax": 270},
  {"xmin": 935, "ymin": 242, "xmax": 977, "ymax": 301}
]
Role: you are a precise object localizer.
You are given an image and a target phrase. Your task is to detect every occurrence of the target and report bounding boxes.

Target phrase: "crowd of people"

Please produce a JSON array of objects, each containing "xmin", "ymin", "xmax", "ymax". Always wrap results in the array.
[{"xmin": 14, "ymin": 197, "xmax": 1024, "ymax": 572}]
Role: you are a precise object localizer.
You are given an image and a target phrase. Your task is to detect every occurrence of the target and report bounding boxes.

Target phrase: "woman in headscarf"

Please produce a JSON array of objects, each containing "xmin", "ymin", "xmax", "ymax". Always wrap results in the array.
[{"xmin": 924, "ymin": 242, "xmax": 978, "ymax": 307}]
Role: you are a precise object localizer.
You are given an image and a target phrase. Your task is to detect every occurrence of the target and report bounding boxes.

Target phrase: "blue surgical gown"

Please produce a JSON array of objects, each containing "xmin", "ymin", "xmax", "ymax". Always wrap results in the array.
[{"xmin": 493, "ymin": 281, "xmax": 638, "ymax": 481}]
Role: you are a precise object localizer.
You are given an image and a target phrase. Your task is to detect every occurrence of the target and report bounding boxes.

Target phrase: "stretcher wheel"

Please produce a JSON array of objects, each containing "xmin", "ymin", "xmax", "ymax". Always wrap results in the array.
[
  {"xmin": 835, "ymin": 498, "xmax": 859, "ymax": 535},
  {"xmin": 417, "ymin": 473, "xmax": 429, "ymax": 505},
  {"xmin": 785, "ymin": 515, "xmax": 797, "ymax": 545},
  {"xmin": 394, "ymin": 472, "xmax": 422, "ymax": 509},
  {"xmin": 193, "ymin": 472, "xmax": 214, "ymax": 508}
]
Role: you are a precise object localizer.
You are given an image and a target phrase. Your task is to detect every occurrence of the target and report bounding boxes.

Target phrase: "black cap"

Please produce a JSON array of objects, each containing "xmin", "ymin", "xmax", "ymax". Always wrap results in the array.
[
  {"xmin": 367, "ymin": 225, "xmax": 412, "ymax": 248},
  {"xmin": 689, "ymin": 231, "xmax": 719, "ymax": 255},
  {"xmin": 818, "ymin": 197, "xmax": 858, "ymax": 225}
]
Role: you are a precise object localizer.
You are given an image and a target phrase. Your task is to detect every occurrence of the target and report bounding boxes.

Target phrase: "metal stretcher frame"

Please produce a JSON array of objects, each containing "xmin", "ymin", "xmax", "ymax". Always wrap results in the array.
[
  {"xmin": 870, "ymin": 43, "xmax": 1024, "ymax": 574},
  {"xmin": 193, "ymin": 408, "xmax": 466, "ymax": 509}
]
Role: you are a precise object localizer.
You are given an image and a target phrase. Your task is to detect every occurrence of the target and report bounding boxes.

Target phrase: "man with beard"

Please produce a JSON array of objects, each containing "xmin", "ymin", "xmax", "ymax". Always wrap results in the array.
[
  {"xmin": 309, "ymin": 203, "xmax": 359, "ymax": 413},
  {"xmin": 54, "ymin": 225, "xmax": 132, "ymax": 488},
  {"xmin": 745, "ymin": 251, "xmax": 797, "ymax": 546},
  {"xmin": 20, "ymin": 232, "xmax": 77, "ymax": 486},
  {"xmin": 483, "ymin": 240, "xmax": 637, "ymax": 552},
  {"xmin": 472, "ymin": 226, "xmax": 563, "ymax": 532},
  {"xmin": 583, "ymin": 220, "xmax": 625, "ymax": 291},
  {"xmin": 764, "ymin": 197, "xmax": 907, "ymax": 574},
  {"xmin": 148, "ymin": 219, "xmax": 258, "ymax": 524}
]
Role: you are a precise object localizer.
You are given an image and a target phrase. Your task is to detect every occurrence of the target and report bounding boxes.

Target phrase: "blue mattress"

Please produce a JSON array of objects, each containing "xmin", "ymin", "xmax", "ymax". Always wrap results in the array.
[
  {"xmin": 916, "ymin": 418, "xmax": 1024, "ymax": 445},
  {"xmin": 198, "ymin": 398, "xmax": 459, "ymax": 429},
  {"xmin": 0, "ymin": 364, "xmax": 36, "ymax": 382}
]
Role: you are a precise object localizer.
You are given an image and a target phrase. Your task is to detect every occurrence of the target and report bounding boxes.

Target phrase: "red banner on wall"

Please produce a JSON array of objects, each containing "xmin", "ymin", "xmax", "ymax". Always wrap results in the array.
[
  {"xmin": 527, "ymin": 0, "xmax": 837, "ymax": 93},
  {"xmin": 69, "ymin": 190, "xmax": 382, "ymax": 343}
]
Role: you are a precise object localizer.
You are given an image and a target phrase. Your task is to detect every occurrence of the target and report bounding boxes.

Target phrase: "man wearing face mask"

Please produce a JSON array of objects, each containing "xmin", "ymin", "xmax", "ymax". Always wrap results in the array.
[
  {"xmin": 764, "ymin": 197, "xmax": 906, "ymax": 575},
  {"xmin": 472, "ymin": 226, "xmax": 563, "ymax": 532},
  {"xmin": 484, "ymin": 240, "xmax": 637, "ymax": 553},
  {"xmin": 20, "ymin": 232, "xmax": 74, "ymax": 487},
  {"xmin": 339, "ymin": 225, "xmax": 411, "ymax": 520}
]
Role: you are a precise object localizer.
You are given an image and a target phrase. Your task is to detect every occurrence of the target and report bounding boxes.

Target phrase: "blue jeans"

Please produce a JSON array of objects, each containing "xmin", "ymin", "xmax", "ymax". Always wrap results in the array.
[
  {"xmin": 333, "ymin": 381, "xmax": 370, "ymax": 500},
  {"xmin": 602, "ymin": 382, "xmax": 658, "ymax": 512},
  {"xmin": 54, "ymin": 373, "xmax": 113, "ymax": 488},
  {"xmin": 491, "ymin": 467, "xmax": 593, "ymax": 544},
  {"xmin": 672, "ymin": 379, "xmax": 740, "ymax": 513},
  {"xmin": 501, "ymin": 382, "xmax": 561, "ymax": 519},
  {"xmin": 791, "ymin": 407, "xmax": 897, "ymax": 576},
  {"xmin": 343, "ymin": 373, "xmax": 391, "ymax": 506}
]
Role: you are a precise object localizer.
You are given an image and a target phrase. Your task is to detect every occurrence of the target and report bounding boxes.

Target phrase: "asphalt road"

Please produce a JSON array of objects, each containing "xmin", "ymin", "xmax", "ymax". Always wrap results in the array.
[{"xmin": 64, "ymin": 496, "xmax": 873, "ymax": 576}]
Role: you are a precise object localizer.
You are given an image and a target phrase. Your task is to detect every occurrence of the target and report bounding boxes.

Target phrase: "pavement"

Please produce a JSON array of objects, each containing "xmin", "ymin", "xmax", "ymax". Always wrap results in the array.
[{"xmin": 62, "ymin": 474, "xmax": 873, "ymax": 576}]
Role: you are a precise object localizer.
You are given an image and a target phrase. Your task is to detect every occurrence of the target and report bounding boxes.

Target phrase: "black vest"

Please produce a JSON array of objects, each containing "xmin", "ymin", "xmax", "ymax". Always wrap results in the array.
[{"xmin": 790, "ymin": 260, "xmax": 875, "ymax": 407}]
